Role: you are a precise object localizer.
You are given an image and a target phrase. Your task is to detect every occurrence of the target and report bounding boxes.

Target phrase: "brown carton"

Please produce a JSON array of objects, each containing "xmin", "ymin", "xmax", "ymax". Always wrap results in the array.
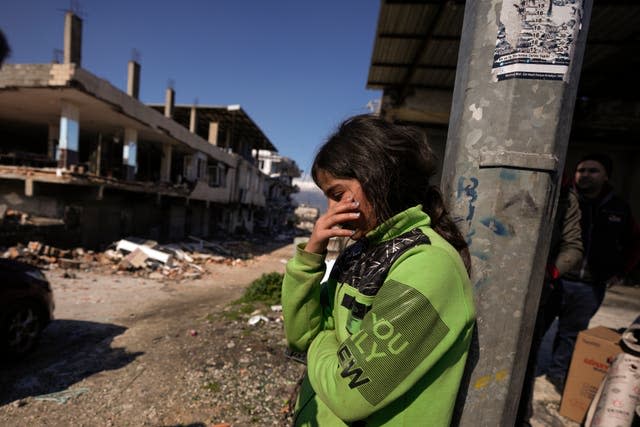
[{"xmin": 559, "ymin": 326, "xmax": 623, "ymax": 423}]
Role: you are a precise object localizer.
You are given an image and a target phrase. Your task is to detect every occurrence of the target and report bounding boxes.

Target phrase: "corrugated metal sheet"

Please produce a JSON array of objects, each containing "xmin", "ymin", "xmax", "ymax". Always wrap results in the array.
[
  {"xmin": 367, "ymin": 0, "xmax": 464, "ymax": 93},
  {"xmin": 378, "ymin": 4, "xmax": 435, "ymax": 34},
  {"xmin": 373, "ymin": 38, "xmax": 424, "ymax": 64},
  {"xmin": 419, "ymin": 40, "xmax": 459, "ymax": 66}
]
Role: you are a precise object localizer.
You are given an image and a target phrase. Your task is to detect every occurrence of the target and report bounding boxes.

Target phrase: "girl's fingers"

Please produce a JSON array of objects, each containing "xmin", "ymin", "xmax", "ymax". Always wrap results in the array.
[
  {"xmin": 330, "ymin": 228, "xmax": 356, "ymax": 238},
  {"xmin": 322, "ymin": 212, "xmax": 360, "ymax": 229},
  {"xmin": 306, "ymin": 197, "xmax": 360, "ymax": 254},
  {"xmin": 306, "ymin": 226, "xmax": 353, "ymax": 254},
  {"xmin": 329, "ymin": 199, "xmax": 359, "ymax": 215}
]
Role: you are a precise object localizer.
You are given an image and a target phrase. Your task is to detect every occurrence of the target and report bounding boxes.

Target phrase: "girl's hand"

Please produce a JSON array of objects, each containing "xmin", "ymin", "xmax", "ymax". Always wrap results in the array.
[{"xmin": 305, "ymin": 197, "xmax": 361, "ymax": 254}]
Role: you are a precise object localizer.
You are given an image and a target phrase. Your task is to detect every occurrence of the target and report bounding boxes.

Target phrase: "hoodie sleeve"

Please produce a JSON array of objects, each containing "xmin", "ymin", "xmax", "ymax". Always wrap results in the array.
[{"xmin": 282, "ymin": 243, "xmax": 335, "ymax": 352}]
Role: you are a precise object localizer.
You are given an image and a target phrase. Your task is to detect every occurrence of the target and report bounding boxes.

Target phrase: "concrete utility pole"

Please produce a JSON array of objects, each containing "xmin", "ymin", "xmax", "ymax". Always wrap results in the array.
[{"xmin": 441, "ymin": 0, "xmax": 593, "ymax": 425}]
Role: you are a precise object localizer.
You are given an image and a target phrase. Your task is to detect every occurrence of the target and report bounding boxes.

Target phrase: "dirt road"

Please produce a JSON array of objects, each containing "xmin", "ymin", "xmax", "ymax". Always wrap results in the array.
[
  {"xmin": 1, "ymin": 239, "xmax": 639, "ymax": 426},
  {"xmin": 0, "ymin": 242, "xmax": 304, "ymax": 426}
]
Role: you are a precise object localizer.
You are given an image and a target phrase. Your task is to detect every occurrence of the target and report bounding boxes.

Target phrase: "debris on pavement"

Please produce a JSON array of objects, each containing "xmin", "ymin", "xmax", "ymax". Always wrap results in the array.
[
  {"xmin": 248, "ymin": 315, "xmax": 270, "ymax": 326},
  {"xmin": 0, "ymin": 207, "xmax": 65, "ymax": 227},
  {"xmin": 0, "ymin": 234, "xmax": 283, "ymax": 281},
  {"xmin": 116, "ymin": 239, "xmax": 173, "ymax": 265}
]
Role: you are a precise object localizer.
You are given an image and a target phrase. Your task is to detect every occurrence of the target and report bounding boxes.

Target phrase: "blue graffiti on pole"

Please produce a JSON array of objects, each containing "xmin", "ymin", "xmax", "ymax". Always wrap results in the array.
[
  {"xmin": 457, "ymin": 176, "xmax": 479, "ymax": 245},
  {"xmin": 479, "ymin": 217, "xmax": 511, "ymax": 237}
]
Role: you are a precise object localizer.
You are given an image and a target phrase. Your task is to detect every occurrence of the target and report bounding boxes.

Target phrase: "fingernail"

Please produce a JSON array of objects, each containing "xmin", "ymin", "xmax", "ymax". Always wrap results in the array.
[
  {"xmin": 353, "ymin": 212, "xmax": 360, "ymax": 217},
  {"xmin": 353, "ymin": 201, "xmax": 359, "ymax": 207}
]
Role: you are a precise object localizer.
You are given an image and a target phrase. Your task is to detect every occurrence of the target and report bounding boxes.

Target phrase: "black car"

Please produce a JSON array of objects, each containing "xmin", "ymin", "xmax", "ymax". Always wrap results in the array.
[{"xmin": 0, "ymin": 258, "xmax": 54, "ymax": 358}]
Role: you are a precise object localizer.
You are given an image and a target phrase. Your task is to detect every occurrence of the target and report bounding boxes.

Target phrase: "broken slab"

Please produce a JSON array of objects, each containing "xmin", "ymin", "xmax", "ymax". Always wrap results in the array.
[
  {"xmin": 121, "ymin": 248, "xmax": 149, "ymax": 269},
  {"xmin": 161, "ymin": 244, "xmax": 194, "ymax": 263},
  {"xmin": 116, "ymin": 239, "xmax": 172, "ymax": 265}
]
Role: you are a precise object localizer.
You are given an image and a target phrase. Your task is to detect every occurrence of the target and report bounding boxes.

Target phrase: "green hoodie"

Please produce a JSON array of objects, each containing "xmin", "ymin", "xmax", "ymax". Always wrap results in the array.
[{"xmin": 282, "ymin": 205, "xmax": 476, "ymax": 426}]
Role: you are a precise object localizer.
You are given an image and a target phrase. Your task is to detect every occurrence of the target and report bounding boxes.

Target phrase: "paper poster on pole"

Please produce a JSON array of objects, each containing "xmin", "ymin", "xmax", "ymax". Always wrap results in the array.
[{"xmin": 492, "ymin": 0, "xmax": 583, "ymax": 82}]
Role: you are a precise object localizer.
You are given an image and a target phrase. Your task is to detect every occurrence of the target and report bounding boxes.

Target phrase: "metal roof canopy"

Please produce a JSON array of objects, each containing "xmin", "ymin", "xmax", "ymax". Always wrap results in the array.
[
  {"xmin": 150, "ymin": 104, "xmax": 277, "ymax": 153},
  {"xmin": 367, "ymin": 0, "xmax": 640, "ymax": 140}
]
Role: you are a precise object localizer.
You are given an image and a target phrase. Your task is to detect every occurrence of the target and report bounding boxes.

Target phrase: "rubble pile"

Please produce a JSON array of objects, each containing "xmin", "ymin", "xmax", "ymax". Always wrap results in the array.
[
  {"xmin": 0, "ymin": 206, "xmax": 65, "ymax": 226},
  {"xmin": 0, "ymin": 236, "xmax": 255, "ymax": 281},
  {"xmin": 1, "ymin": 241, "xmax": 93, "ymax": 269}
]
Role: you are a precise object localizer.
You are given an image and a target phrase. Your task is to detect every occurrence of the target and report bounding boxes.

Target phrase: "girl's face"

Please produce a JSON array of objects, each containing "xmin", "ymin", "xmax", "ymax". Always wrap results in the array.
[{"xmin": 316, "ymin": 169, "xmax": 378, "ymax": 240}]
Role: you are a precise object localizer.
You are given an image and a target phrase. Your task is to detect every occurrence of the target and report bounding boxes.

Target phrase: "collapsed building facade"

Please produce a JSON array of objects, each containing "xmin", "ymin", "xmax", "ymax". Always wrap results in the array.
[{"xmin": 0, "ymin": 12, "xmax": 300, "ymax": 248}]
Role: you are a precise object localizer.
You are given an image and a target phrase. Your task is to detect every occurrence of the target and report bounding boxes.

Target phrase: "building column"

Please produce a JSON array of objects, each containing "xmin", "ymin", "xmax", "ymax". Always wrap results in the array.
[
  {"xmin": 64, "ymin": 11, "xmax": 82, "ymax": 66},
  {"xmin": 95, "ymin": 133, "xmax": 103, "ymax": 176},
  {"xmin": 164, "ymin": 88, "xmax": 175, "ymax": 118},
  {"xmin": 57, "ymin": 101, "xmax": 80, "ymax": 169},
  {"xmin": 122, "ymin": 128, "xmax": 138, "ymax": 181},
  {"xmin": 160, "ymin": 143, "xmax": 172, "ymax": 182},
  {"xmin": 47, "ymin": 124, "xmax": 59, "ymax": 160},
  {"xmin": 189, "ymin": 105, "xmax": 197, "ymax": 133},
  {"xmin": 183, "ymin": 154, "xmax": 198, "ymax": 182},
  {"xmin": 127, "ymin": 60, "xmax": 140, "ymax": 99},
  {"xmin": 208, "ymin": 122, "xmax": 219, "ymax": 145},
  {"xmin": 203, "ymin": 201, "xmax": 210, "ymax": 237}
]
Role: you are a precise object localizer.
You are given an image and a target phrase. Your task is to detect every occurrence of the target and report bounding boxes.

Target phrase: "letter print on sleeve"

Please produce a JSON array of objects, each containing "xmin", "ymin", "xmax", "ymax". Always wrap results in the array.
[{"xmin": 337, "ymin": 279, "xmax": 449, "ymax": 405}]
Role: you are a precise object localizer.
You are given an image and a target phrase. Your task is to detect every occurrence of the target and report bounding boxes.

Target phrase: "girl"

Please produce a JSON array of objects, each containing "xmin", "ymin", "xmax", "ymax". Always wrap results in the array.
[{"xmin": 282, "ymin": 115, "xmax": 476, "ymax": 425}]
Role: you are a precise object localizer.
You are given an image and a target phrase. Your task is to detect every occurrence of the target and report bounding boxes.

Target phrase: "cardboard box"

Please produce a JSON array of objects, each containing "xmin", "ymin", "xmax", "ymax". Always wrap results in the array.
[{"xmin": 559, "ymin": 326, "xmax": 623, "ymax": 423}]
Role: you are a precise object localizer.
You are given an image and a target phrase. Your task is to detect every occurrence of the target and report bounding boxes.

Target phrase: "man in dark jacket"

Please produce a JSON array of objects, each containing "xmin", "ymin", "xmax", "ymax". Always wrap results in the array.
[
  {"xmin": 516, "ymin": 175, "xmax": 583, "ymax": 426},
  {"xmin": 546, "ymin": 153, "xmax": 640, "ymax": 389}
]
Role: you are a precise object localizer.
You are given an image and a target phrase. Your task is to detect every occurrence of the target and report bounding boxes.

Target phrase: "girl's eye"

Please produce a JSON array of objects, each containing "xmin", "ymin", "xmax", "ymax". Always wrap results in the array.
[{"xmin": 331, "ymin": 193, "xmax": 343, "ymax": 202}]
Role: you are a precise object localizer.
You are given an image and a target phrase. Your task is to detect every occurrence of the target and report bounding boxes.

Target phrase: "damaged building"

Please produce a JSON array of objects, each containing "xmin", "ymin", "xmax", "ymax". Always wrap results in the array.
[{"xmin": 0, "ymin": 12, "xmax": 300, "ymax": 249}]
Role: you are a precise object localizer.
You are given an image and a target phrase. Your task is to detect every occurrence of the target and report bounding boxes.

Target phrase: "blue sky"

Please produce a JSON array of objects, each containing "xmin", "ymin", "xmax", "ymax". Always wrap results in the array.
[{"xmin": 0, "ymin": 0, "xmax": 382, "ymax": 175}]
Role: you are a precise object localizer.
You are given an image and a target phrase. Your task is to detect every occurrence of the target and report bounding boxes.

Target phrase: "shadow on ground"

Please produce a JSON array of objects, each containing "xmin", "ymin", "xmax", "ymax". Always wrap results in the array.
[
  {"xmin": 0, "ymin": 319, "xmax": 142, "ymax": 405},
  {"xmin": 225, "ymin": 234, "xmax": 298, "ymax": 257}
]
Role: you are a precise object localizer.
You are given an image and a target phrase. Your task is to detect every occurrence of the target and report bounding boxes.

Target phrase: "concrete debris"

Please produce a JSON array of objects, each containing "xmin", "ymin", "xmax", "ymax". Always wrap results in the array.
[
  {"xmin": 58, "ymin": 259, "xmax": 83, "ymax": 270},
  {"xmin": 116, "ymin": 239, "xmax": 173, "ymax": 265},
  {"xmin": 119, "ymin": 248, "xmax": 149, "ymax": 270},
  {"xmin": 162, "ymin": 244, "xmax": 194, "ymax": 263},
  {"xmin": 103, "ymin": 249, "xmax": 123, "ymax": 262},
  {"xmin": 0, "ymin": 236, "xmax": 259, "ymax": 281},
  {"xmin": 0, "ymin": 207, "xmax": 65, "ymax": 226},
  {"xmin": 248, "ymin": 315, "xmax": 269, "ymax": 326}
]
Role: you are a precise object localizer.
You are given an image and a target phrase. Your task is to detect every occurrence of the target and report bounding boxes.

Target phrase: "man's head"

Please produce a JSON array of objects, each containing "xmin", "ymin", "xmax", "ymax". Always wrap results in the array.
[{"xmin": 575, "ymin": 153, "xmax": 612, "ymax": 198}]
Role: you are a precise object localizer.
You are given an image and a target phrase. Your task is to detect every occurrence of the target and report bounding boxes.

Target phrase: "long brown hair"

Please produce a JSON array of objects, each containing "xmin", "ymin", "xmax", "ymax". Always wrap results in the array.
[{"xmin": 312, "ymin": 114, "xmax": 471, "ymax": 273}]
